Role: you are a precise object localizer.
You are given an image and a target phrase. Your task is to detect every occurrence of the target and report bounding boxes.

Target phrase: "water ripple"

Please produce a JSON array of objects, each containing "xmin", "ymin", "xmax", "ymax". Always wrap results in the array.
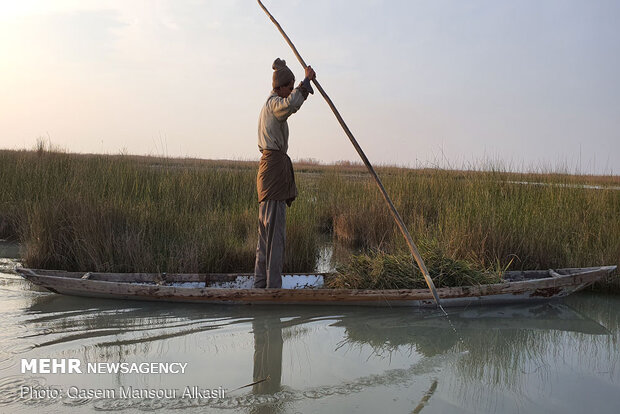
[{"xmin": 0, "ymin": 375, "xmax": 51, "ymax": 406}]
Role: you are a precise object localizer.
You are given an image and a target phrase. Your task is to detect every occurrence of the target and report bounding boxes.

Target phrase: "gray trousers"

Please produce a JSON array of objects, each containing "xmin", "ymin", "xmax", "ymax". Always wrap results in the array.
[{"xmin": 254, "ymin": 200, "xmax": 286, "ymax": 288}]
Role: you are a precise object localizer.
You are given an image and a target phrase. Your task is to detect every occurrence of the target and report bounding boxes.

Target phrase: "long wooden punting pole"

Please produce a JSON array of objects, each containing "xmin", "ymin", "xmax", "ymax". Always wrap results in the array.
[{"xmin": 257, "ymin": 0, "xmax": 441, "ymax": 307}]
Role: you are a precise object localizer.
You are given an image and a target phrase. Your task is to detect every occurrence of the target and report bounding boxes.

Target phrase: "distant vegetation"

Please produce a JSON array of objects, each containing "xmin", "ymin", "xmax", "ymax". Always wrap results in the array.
[{"xmin": 0, "ymin": 149, "xmax": 618, "ymax": 291}]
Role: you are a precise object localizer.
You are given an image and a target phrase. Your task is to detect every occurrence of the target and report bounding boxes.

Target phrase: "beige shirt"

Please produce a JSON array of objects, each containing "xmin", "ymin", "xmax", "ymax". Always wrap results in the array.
[{"xmin": 257, "ymin": 89, "xmax": 306, "ymax": 154}]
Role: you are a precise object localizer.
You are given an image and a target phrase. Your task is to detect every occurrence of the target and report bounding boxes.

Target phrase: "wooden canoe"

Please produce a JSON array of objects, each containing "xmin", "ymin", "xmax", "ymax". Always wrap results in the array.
[{"xmin": 16, "ymin": 266, "xmax": 616, "ymax": 307}]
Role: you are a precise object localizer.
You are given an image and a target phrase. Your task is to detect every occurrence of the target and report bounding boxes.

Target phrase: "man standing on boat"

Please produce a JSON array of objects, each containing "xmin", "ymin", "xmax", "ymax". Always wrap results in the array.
[{"xmin": 254, "ymin": 58, "xmax": 316, "ymax": 288}]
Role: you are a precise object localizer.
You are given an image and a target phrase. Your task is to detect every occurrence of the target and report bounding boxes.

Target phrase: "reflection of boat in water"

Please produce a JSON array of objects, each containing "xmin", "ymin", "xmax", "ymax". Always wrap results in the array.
[
  {"xmin": 341, "ymin": 303, "xmax": 611, "ymax": 335},
  {"xmin": 16, "ymin": 266, "xmax": 616, "ymax": 307},
  {"xmin": 21, "ymin": 294, "xmax": 609, "ymax": 357}
]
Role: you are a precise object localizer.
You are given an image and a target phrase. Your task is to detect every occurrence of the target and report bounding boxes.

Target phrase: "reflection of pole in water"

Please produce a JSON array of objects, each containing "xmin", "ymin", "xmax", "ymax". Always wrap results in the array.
[
  {"xmin": 412, "ymin": 379, "xmax": 438, "ymax": 414},
  {"xmin": 252, "ymin": 317, "xmax": 283, "ymax": 395}
]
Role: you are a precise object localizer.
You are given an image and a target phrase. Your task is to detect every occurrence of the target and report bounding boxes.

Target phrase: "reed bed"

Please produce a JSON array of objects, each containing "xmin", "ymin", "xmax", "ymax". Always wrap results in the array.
[
  {"xmin": 0, "ymin": 149, "xmax": 618, "ymax": 291},
  {"xmin": 0, "ymin": 150, "xmax": 318, "ymax": 273}
]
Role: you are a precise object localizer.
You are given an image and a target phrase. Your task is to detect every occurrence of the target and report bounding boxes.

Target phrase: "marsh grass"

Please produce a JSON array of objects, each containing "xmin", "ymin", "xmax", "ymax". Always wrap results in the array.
[
  {"xmin": 316, "ymin": 167, "xmax": 620, "ymax": 290},
  {"xmin": 0, "ymin": 149, "xmax": 618, "ymax": 290},
  {"xmin": 0, "ymin": 150, "xmax": 318, "ymax": 273}
]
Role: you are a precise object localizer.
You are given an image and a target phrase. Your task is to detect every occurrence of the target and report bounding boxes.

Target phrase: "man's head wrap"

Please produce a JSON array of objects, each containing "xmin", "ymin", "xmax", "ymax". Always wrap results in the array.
[{"xmin": 272, "ymin": 58, "xmax": 295, "ymax": 89}]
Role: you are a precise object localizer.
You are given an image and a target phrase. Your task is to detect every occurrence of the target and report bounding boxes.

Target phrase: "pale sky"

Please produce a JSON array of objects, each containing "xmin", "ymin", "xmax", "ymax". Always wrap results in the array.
[{"xmin": 1, "ymin": 0, "xmax": 619, "ymax": 174}]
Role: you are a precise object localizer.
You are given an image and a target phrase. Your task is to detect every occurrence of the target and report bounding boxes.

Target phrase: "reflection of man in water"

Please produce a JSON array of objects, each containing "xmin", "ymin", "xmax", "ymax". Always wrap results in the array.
[{"xmin": 252, "ymin": 317, "xmax": 283, "ymax": 395}]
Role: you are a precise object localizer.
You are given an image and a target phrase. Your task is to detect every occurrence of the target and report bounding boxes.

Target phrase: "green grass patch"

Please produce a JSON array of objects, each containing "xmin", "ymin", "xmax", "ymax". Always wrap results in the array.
[{"xmin": 328, "ymin": 244, "xmax": 501, "ymax": 289}]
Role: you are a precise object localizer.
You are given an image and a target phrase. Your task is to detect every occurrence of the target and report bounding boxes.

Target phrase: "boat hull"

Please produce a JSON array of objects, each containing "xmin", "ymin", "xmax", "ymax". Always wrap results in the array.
[{"xmin": 16, "ymin": 266, "xmax": 616, "ymax": 307}]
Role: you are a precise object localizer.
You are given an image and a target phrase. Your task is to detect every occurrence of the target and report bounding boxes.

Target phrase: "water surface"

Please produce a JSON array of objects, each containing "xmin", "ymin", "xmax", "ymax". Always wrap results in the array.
[{"xmin": 1, "ymin": 259, "xmax": 619, "ymax": 413}]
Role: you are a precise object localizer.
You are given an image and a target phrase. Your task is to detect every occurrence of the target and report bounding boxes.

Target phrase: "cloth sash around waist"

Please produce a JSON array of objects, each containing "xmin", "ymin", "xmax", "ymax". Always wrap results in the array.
[{"xmin": 257, "ymin": 150, "xmax": 297, "ymax": 206}]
